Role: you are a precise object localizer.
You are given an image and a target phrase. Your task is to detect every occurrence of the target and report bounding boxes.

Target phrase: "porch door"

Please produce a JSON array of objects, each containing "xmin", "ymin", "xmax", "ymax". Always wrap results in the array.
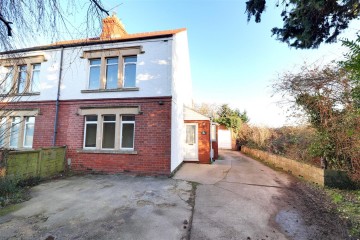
[{"xmin": 184, "ymin": 123, "xmax": 198, "ymax": 160}]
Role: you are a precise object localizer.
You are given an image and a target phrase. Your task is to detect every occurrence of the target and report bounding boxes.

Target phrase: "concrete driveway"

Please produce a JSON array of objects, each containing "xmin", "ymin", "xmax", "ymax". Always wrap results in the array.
[
  {"xmin": 174, "ymin": 150, "xmax": 347, "ymax": 240},
  {"xmin": 0, "ymin": 175, "xmax": 193, "ymax": 240}
]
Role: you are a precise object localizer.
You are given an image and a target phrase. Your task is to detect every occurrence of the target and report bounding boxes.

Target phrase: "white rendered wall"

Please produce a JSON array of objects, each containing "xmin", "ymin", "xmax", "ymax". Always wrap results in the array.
[
  {"xmin": 170, "ymin": 30, "xmax": 193, "ymax": 172},
  {"xmin": 60, "ymin": 39, "xmax": 172, "ymax": 100}
]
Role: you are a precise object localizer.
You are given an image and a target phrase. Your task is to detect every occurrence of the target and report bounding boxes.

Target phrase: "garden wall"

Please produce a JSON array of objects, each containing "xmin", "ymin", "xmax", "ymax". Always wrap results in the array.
[
  {"xmin": 241, "ymin": 146, "xmax": 325, "ymax": 185},
  {"xmin": 0, "ymin": 146, "xmax": 66, "ymax": 180}
]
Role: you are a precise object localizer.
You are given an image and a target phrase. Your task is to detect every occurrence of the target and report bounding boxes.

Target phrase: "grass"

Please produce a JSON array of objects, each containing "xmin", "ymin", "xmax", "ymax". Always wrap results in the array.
[{"xmin": 326, "ymin": 188, "xmax": 360, "ymax": 238}]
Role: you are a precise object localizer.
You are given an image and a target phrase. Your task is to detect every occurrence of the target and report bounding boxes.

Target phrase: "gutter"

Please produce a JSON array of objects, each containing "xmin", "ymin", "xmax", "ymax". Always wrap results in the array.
[
  {"xmin": 0, "ymin": 34, "xmax": 174, "ymax": 55},
  {"xmin": 52, "ymin": 47, "xmax": 64, "ymax": 146}
]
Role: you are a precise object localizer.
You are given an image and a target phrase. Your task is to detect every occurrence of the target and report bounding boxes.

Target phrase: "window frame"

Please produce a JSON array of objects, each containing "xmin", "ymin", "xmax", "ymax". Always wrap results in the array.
[
  {"xmin": 23, "ymin": 116, "xmax": 35, "ymax": 148},
  {"xmin": 82, "ymin": 47, "xmax": 142, "ymax": 91},
  {"xmin": 123, "ymin": 56, "xmax": 137, "ymax": 88},
  {"xmin": 101, "ymin": 115, "xmax": 116, "ymax": 149},
  {"xmin": 105, "ymin": 57, "xmax": 119, "ymax": 89},
  {"xmin": 83, "ymin": 115, "xmax": 98, "ymax": 149},
  {"xmin": 120, "ymin": 115, "xmax": 135, "ymax": 150},
  {"xmin": 88, "ymin": 58, "xmax": 101, "ymax": 89},
  {"xmin": 9, "ymin": 116, "xmax": 21, "ymax": 148},
  {"xmin": 0, "ymin": 55, "xmax": 45, "ymax": 95},
  {"xmin": 17, "ymin": 65, "xmax": 28, "ymax": 93}
]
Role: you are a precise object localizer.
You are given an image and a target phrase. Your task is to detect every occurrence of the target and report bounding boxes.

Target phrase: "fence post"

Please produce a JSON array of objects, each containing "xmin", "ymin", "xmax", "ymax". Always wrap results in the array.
[{"xmin": 36, "ymin": 148, "xmax": 42, "ymax": 177}]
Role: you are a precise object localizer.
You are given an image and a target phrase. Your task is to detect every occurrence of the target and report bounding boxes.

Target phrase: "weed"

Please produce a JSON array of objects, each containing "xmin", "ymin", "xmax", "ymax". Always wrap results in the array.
[{"xmin": 326, "ymin": 188, "xmax": 360, "ymax": 238}]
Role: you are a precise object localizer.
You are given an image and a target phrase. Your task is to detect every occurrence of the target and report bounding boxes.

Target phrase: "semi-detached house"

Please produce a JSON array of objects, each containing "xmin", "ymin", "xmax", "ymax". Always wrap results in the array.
[{"xmin": 0, "ymin": 15, "xmax": 217, "ymax": 175}]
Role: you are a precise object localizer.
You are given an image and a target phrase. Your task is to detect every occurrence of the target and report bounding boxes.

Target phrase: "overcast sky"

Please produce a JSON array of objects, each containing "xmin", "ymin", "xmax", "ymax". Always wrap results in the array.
[{"xmin": 29, "ymin": 0, "xmax": 360, "ymax": 126}]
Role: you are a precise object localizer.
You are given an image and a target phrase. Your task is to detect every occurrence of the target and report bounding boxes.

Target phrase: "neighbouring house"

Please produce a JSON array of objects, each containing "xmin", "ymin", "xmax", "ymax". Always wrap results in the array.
[{"xmin": 0, "ymin": 15, "xmax": 217, "ymax": 175}]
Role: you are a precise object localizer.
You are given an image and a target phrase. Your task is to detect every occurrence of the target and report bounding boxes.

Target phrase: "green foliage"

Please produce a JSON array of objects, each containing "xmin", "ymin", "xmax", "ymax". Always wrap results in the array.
[
  {"xmin": 215, "ymin": 104, "xmax": 248, "ymax": 134},
  {"xmin": 246, "ymin": 0, "xmax": 360, "ymax": 49},
  {"xmin": 326, "ymin": 188, "xmax": 360, "ymax": 238},
  {"xmin": 341, "ymin": 36, "xmax": 360, "ymax": 108}
]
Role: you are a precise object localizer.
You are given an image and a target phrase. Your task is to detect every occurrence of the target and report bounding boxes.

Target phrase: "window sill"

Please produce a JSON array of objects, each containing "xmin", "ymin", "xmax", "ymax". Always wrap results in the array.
[
  {"xmin": 0, "ymin": 92, "xmax": 40, "ymax": 97},
  {"xmin": 81, "ymin": 88, "xmax": 139, "ymax": 93},
  {"xmin": 77, "ymin": 149, "xmax": 137, "ymax": 154}
]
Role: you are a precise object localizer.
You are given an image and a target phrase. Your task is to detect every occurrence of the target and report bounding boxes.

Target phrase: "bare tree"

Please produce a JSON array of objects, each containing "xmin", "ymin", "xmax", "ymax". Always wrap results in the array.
[{"xmin": 0, "ymin": 0, "xmax": 109, "ymax": 51}]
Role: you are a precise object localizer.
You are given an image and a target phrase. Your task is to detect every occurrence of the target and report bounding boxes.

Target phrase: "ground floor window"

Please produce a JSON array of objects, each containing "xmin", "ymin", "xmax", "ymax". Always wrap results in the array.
[
  {"xmin": 83, "ymin": 114, "xmax": 135, "ymax": 151},
  {"xmin": 0, "ymin": 113, "xmax": 36, "ymax": 149}
]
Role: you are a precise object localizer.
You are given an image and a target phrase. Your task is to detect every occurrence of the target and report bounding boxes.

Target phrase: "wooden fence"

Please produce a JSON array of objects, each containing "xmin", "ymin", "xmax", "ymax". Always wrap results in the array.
[{"xmin": 0, "ymin": 146, "xmax": 66, "ymax": 180}]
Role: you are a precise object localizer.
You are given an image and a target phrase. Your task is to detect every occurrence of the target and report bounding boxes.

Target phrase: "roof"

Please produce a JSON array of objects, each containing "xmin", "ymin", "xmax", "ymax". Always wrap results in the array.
[
  {"xmin": 184, "ymin": 107, "xmax": 210, "ymax": 121},
  {"xmin": 51, "ymin": 28, "xmax": 186, "ymax": 46},
  {"xmin": 1, "ymin": 28, "xmax": 186, "ymax": 55}
]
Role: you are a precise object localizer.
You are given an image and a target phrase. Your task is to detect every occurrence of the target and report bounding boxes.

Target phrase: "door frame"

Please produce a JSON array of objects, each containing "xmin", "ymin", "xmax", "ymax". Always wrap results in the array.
[{"xmin": 184, "ymin": 123, "xmax": 198, "ymax": 160}]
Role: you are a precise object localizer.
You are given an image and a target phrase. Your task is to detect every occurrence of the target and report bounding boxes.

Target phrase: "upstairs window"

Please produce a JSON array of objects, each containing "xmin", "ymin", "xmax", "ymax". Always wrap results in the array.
[
  {"xmin": 0, "ymin": 67, "xmax": 14, "ymax": 94},
  {"xmin": 89, "ymin": 59, "xmax": 101, "ymax": 89},
  {"xmin": 123, "ymin": 56, "xmax": 137, "ymax": 88},
  {"xmin": 82, "ymin": 47, "xmax": 142, "ymax": 91},
  {"xmin": 0, "ymin": 55, "xmax": 45, "ymax": 95},
  {"xmin": 31, "ymin": 64, "xmax": 41, "ymax": 92},
  {"xmin": 17, "ymin": 65, "xmax": 27, "ymax": 93},
  {"xmin": 105, "ymin": 58, "xmax": 119, "ymax": 89}
]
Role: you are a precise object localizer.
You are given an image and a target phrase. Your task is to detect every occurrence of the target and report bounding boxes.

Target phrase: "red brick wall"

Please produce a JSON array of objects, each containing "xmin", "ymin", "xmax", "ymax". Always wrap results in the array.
[
  {"xmin": 4, "ymin": 97, "xmax": 172, "ymax": 175},
  {"xmin": 185, "ymin": 120, "xmax": 211, "ymax": 164},
  {"xmin": 56, "ymin": 97, "xmax": 172, "ymax": 175}
]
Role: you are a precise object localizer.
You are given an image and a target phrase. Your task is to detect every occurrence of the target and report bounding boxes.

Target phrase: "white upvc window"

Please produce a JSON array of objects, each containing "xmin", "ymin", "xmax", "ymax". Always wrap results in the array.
[
  {"xmin": 82, "ymin": 113, "xmax": 136, "ymax": 151},
  {"xmin": 23, "ymin": 116, "xmax": 35, "ymax": 148},
  {"xmin": 31, "ymin": 64, "xmax": 41, "ymax": 92},
  {"xmin": 9, "ymin": 116, "xmax": 21, "ymax": 148},
  {"xmin": 120, "ymin": 115, "xmax": 135, "ymax": 150},
  {"xmin": 105, "ymin": 58, "xmax": 119, "ymax": 89},
  {"xmin": 123, "ymin": 56, "xmax": 137, "ymax": 88},
  {"xmin": 0, "ymin": 118, "xmax": 6, "ymax": 147},
  {"xmin": 101, "ymin": 115, "xmax": 116, "ymax": 149},
  {"xmin": 83, "ymin": 115, "xmax": 98, "ymax": 149},
  {"xmin": 88, "ymin": 59, "xmax": 101, "ymax": 89},
  {"xmin": 0, "ymin": 66, "xmax": 14, "ymax": 94},
  {"xmin": 17, "ymin": 65, "xmax": 27, "ymax": 93}
]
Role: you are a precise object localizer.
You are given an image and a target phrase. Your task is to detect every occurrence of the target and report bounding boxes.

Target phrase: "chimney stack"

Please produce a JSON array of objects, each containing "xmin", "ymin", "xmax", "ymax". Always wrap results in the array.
[{"xmin": 100, "ymin": 14, "xmax": 127, "ymax": 39}]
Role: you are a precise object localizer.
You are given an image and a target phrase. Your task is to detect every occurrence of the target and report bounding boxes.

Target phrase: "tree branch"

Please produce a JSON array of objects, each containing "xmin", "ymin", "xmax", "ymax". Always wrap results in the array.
[
  {"xmin": 89, "ymin": 0, "xmax": 109, "ymax": 16},
  {"xmin": 0, "ymin": 15, "xmax": 13, "ymax": 36}
]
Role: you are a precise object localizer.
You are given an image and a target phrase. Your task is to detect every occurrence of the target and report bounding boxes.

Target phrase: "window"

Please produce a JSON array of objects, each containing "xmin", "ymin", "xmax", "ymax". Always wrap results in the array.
[
  {"xmin": 0, "ymin": 67, "xmax": 14, "ymax": 94},
  {"xmin": 82, "ymin": 47, "xmax": 142, "ymax": 92},
  {"xmin": 23, "ymin": 117, "xmax": 35, "ymax": 148},
  {"xmin": 0, "ymin": 118, "xmax": 6, "ymax": 147},
  {"xmin": 121, "ymin": 116, "xmax": 135, "ymax": 150},
  {"xmin": 82, "ymin": 111, "xmax": 136, "ymax": 151},
  {"xmin": 123, "ymin": 56, "xmax": 137, "ymax": 88},
  {"xmin": 89, "ymin": 59, "xmax": 101, "ymax": 89},
  {"xmin": 0, "ymin": 55, "xmax": 45, "ymax": 95},
  {"xmin": 84, "ymin": 115, "xmax": 97, "ymax": 148},
  {"xmin": 0, "ymin": 110, "xmax": 38, "ymax": 149},
  {"xmin": 105, "ymin": 58, "xmax": 119, "ymax": 89},
  {"xmin": 102, "ymin": 115, "xmax": 116, "ymax": 149},
  {"xmin": 9, "ymin": 117, "xmax": 21, "ymax": 148},
  {"xmin": 186, "ymin": 125, "xmax": 196, "ymax": 145},
  {"xmin": 17, "ymin": 65, "xmax": 27, "ymax": 93},
  {"xmin": 31, "ymin": 64, "xmax": 41, "ymax": 92}
]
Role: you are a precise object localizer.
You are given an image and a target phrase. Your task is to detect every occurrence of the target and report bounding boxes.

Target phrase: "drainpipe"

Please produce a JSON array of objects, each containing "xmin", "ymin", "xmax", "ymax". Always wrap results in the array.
[
  {"xmin": 52, "ymin": 47, "xmax": 64, "ymax": 146},
  {"xmin": 210, "ymin": 117, "xmax": 214, "ymax": 163}
]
